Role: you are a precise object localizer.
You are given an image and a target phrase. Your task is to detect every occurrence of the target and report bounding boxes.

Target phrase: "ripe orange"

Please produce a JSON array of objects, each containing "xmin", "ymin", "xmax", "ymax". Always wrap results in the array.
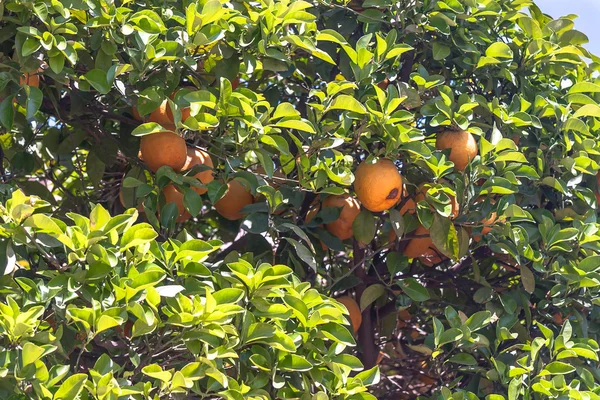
[
  {"xmin": 403, "ymin": 225, "xmax": 438, "ymax": 259},
  {"xmin": 419, "ymin": 247, "xmax": 446, "ymax": 267},
  {"xmin": 162, "ymin": 184, "xmax": 191, "ymax": 223},
  {"xmin": 377, "ymin": 78, "xmax": 389, "ymax": 90},
  {"xmin": 20, "ymin": 70, "xmax": 41, "ymax": 88},
  {"xmin": 354, "ymin": 158, "xmax": 402, "ymax": 212},
  {"xmin": 436, "ymin": 130, "xmax": 478, "ymax": 171},
  {"xmin": 473, "ymin": 212, "xmax": 499, "ymax": 242},
  {"xmin": 214, "ymin": 180, "xmax": 254, "ymax": 220},
  {"xmin": 182, "ymin": 147, "xmax": 214, "ymax": 195},
  {"xmin": 231, "ymin": 76, "xmax": 240, "ymax": 90},
  {"xmin": 337, "ymin": 295, "xmax": 362, "ymax": 333},
  {"xmin": 399, "ymin": 185, "xmax": 417, "ymax": 215},
  {"xmin": 139, "ymin": 131, "xmax": 187, "ymax": 172},
  {"xmin": 133, "ymin": 100, "xmax": 174, "ymax": 127},
  {"xmin": 322, "ymin": 194, "xmax": 361, "ymax": 241}
]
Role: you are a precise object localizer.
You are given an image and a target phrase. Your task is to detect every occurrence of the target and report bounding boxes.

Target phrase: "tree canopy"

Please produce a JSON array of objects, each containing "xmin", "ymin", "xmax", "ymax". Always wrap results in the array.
[{"xmin": 1, "ymin": 0, "xmax": 600, "ymax": 398}]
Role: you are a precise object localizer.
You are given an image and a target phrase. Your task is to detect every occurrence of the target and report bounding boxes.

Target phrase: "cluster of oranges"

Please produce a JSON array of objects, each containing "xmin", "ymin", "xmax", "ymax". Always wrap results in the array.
[
  {"xmin": 332, "ymin": 129, "xmax": 486, "ymax": 329},
  {"xmin": 121, "ymin": 90, "xmax": 254, "ymax": 222}
]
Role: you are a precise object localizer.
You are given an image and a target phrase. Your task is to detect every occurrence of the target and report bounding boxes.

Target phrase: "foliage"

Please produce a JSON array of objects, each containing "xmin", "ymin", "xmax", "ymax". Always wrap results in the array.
[
  {"xmin": 0, "ymin": 190, "xmax": 377, "ymax": 399},
  {"xmin": 1, "ymin": 0, "xmax": 600, "ymax": 398}
]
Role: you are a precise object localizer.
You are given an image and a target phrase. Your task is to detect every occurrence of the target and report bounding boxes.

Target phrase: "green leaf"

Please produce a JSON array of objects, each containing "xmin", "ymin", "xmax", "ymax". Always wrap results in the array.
[
  {"xmin": 485, "ymin": 42, "xmax": 513, "ymax": 59},
  {"xmin": 465, "ymin": 311, "xmax": 491, "ymax": 332},
  {"xmin": 352, "ymin": 210, "xmax": 376, "ymax": 244},
  {"xmin": 430, "ymin": 214, "xmax": 459, "ymax": 260},
  {"xmin": 22, "ymin": 342, "xmax": 46, "ymax": 367},
  {"xmin": 359, "ymin": 284, "xmax": 385, "ymax": 311},
  {"xmin": 279, "ymin": 355, "xmax": 313, "ymax": 372},
  {"xmin": 25, "ymin": 86, "xmax": 43, "ymax": 119},
  {"xmin": 328, "ymin": 95, "xmax": 367, "ymax": 114},
  {"xmin": 521, "ymin": 265, "xmax": 535, "ymax": 294},
  {"xmin": 385, "ymin": 44, "xmax": 413, "ymax": 60},
  {"xmin": 542, "ymin": 361, "xmax": 576, "ymax": 375},
  {"xmin": 399, "ymin": 278, "xmax": 430, "ymax": 302},
  {"xmin": 53, "ymin": 374, "xmax": 88, "ymax": 400},
  {"xmin": 96, "ymin": 315, "xmax": 121, "ymax": 334},
  {"xmin": 574, "ymin": 104, "xmax": 600, "ymax": 118},
  {"xmin": 274, "ymin": 119, "xmax": 316, "ymax": 133},
  {"xmin": 0, "ymin": 96, "xmax": 14, "ymax": 129},
  {"xmin": 183, "ymin": 188, "xmax": 202, "ymax": 217},
  {"xmin": 120, "ymin": 223, "xmax": 158, "ymax": 250},
  {"xmin": 141, "ymin": 364, "xmax": 172, "ymax": 382},
  {"xmin": 438, "ymin": 328, "xmax": 463, "ymax": 346},
  {"xmin": 284, "ymin": 238, "xmax": 317, "ymax": 271},
  {"xmin": 84, "ymin": 69, "xmax": 111, "ymax": 94},
  {"xmin": 432, "ymin": 42, "xmax": 451, "ymax": 60},
  {"xmin": 448, "ymin": 353, "xmax": 477, "ymax": 365},
  {"xmin": 131, "ymin": 122, "xmax": 172, "ymax": 137}
]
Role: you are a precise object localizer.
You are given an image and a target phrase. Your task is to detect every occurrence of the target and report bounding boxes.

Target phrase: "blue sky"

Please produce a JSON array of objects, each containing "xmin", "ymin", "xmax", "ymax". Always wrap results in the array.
[{"xmin": 536, "ymin": 0, "xmax": 600, "ymax": 56}]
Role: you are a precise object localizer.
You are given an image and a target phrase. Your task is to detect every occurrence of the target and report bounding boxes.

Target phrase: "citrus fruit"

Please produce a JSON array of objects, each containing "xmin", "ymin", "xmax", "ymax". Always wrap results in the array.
[
  {"xmin": 354, "ymin": 158, "xmax": 402, "ymax": 212},
  {"xmin": 322, "ymin": 194, "xmax": 361, "ymax": 241},
  {"xmin": 214, "ymin": 180, "xmax": 254, "ymax": 220},
  {"xmin": 133, "ymin": 100, "xmax": 174, "ymax": 127},
  {"xmin": 336, "ymin": 295, "xmax": 362, "ymax": 333},
  {"xmin": 419, "ymin": 247, "xmax": 446, "ymax": 267},
  {"xmin": 162, "ymin": 184, "xmax": 191, "ymax": 223},
  {"xmin": 436, "ymin": 130, "xmax": 478, "ymax": 171},
  {"xmin": 399, "ymin": 185, "xmax": 417, "ymax": 215},
  {"xmin": 139, "ymin": 131, "xmax": 187, "ymax": 172},
  {"xmin": 402, "ymin": 225, "xmax": 437, "ymax": 259},
  {"xmin": 182, "ymin": 147, "xmax": 214, "ymax": 195},
  {"xmin": 20, "ymin": 70, "xmax": 41, "ymax": 88},
  {"xmin": 473, "ymin": 212, "xmax": 499, "ymax": 242}
]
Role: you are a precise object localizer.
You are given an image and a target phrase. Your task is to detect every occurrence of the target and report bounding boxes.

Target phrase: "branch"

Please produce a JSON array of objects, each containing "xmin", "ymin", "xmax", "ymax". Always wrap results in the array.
[{"xmin": 354, "ymin": 240, "xmax": 379, "ymax": 369}]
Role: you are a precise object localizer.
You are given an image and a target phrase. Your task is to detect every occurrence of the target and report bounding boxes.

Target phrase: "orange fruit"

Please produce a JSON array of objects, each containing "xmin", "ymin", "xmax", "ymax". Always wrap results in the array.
[
  {"xmin": 231, "ymin": 76, "xmax": 240, "ymax": 90},
  {"xmin": 133, "ymin": 100, "xmax": 174, "ymax": 127},
  {"xmin": 553, "ymin": 312, "xmax": 564, "ymax": 325},
  {"xmin": 162, "ymin": 184, "xmax": 191, "ymax": 223},
  {"xmin": 436, "ymin": 130, "xmax": 478, "ymax": 171},
  {"xmin": 20, "ymin": 71, "xmax": 40, "ymax": 88},
  {"xmin": 182, "ymin": 147, "xmax": 214, "ymax": 195},
  {"xmin": 595, "ymin": 192, "xmax": 600, "ymax": 205},
  {"xmin": 419, "ymin": 247, "xmax": 446, "ymax": 267},
  {"xmin": 512, "ymin": 135, "xmax": 520, "ymax": 146},
  {"xmin": 214, "ymin": 180, "xmax": 254, "ymax": 220},
  {"xmin": 377, "ymin": 78, "xmax": 389, "ymax": 90},
  {"xmin": 322, "ymin": 194, "xmax": 361, "ymax": 241},
  {"xmin": 403, "ymin": 225, "xmax": 438, "ymax": 259},
  {"xmin": 354, "ymin": 158, "xmax": 402, "ymax": 212},
  {"xmin": 473, "ymin": 212, "xmax": 501, "ymax": 242},
  {"xmin": 399, "ymin": 185, "xmax": 417, "ymax": 215},
  {"xmin": 139, "ymin": 131, "xmax": 187, "ymax": 172},
  {"xmin": 337, "ymin": 296, "xmax": 362, "ymax": 333}
]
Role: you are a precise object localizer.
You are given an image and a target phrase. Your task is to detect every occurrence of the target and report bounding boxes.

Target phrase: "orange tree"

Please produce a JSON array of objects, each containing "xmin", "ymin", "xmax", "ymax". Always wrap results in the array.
[{"xmin": 1, "ymin": 0, "xmax": 600, "ymax": 398}]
